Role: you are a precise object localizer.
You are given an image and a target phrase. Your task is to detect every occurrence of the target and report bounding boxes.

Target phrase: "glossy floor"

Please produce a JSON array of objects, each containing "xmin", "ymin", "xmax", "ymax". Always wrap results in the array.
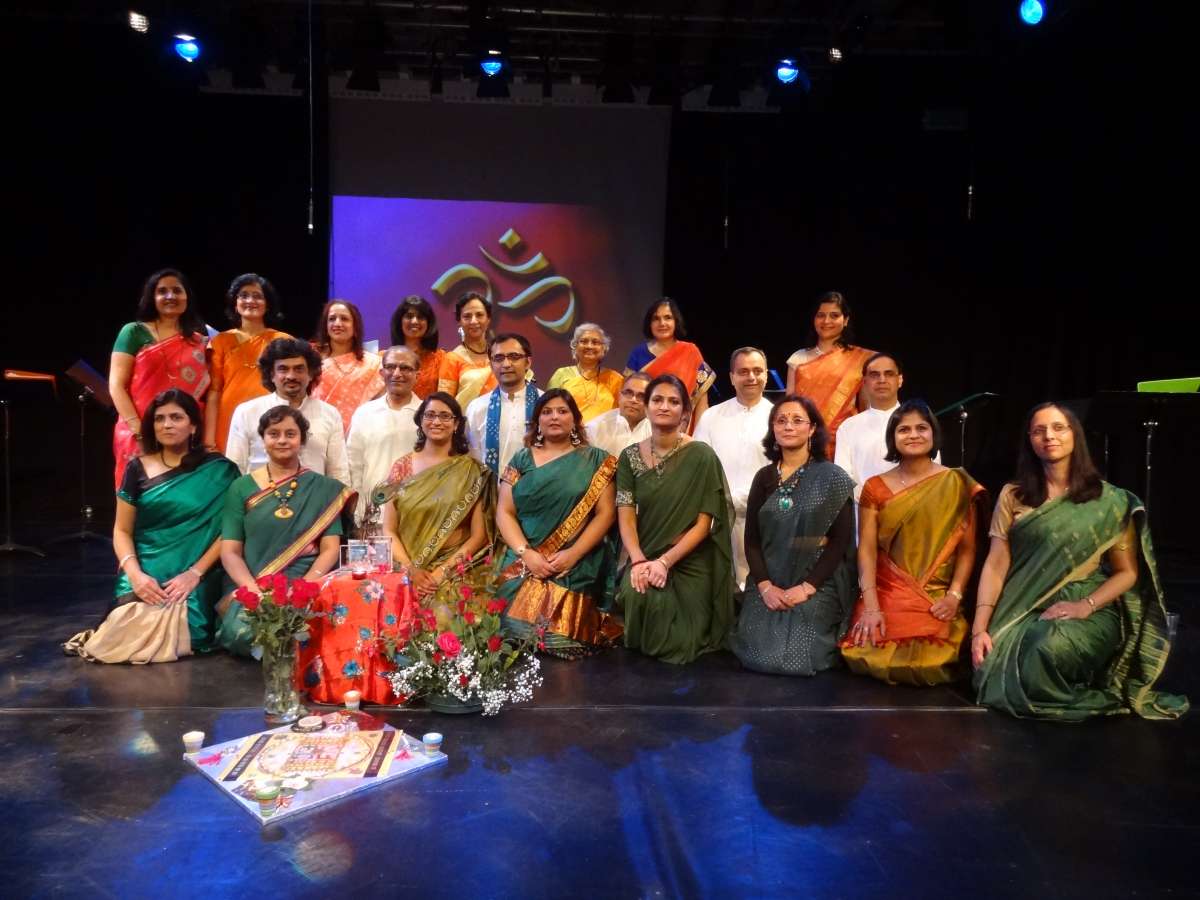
[{"xmin": 1, "ymin": 538, "xmax": 1196, "ymax": 899}]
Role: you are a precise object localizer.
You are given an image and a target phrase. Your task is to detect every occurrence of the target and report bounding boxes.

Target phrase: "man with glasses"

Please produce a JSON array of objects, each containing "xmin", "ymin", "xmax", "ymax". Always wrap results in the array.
[
  {"xmin": 345, "ymin": 346, "xmax": 423, "ymax": 529},
  {"xmin": 586, "ymin": 371, "xmax": 653, "ymax": 457},
  {"xmin": 465, "ymin": 333, "xmax": 542, "ymax": 480},
  {"xmin": 834, "ymin": 352, "xmax": 938, "ymax": 507},
  {"xmin": 692, "ymin": 347, "xmax": 773, "ymax": 589}
]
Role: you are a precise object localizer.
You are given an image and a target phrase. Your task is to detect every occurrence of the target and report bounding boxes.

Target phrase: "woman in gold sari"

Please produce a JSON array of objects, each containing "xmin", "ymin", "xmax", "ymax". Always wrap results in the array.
[
  {"xmin": 784, "ymin": 291, "xmax": 874, "ymax": 457},
  {"xmin": 546, "ymin": 323, "xmax": 625, "ymax": 424},
  {"xmin": 842, "ymin": 401, "xmax": 985, "ymax": 685},
  {"xmin": 495, "ymin": 389, "xmax": 620, "ymax": 658}
]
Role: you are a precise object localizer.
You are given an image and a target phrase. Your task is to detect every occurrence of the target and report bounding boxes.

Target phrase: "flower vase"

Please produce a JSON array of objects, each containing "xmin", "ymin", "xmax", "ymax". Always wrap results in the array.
[
  {"xmin": 425, "ymin": 692, "xmax": 483, "ymax": 715},
  {"xmin": 262, "ymin": 640, "xmax": 305, "ymax": 725}
]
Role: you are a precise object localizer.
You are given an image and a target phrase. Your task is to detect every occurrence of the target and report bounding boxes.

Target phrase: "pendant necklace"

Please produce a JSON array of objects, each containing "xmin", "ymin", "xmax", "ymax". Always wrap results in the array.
[
  {"xmin": 650, "ymin": 435, "xmax": 682, "ymax": 476},
  {"xmin": 268, "ymin": 463, "xmax": 301, "ymax": 519},
  {"xmin": 776, "ymin": 458, "xmax": 808, "ymax": 512}
]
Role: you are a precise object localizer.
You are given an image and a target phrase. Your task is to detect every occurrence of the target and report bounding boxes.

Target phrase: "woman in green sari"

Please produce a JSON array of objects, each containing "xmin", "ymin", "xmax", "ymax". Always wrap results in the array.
[
  {"xmin": 495, "ymin": 388, "xmax": 620, "ymax": 658},
  {"xmin": 972, "ymin": 402, "xmax": 1188, "ymax": 721},
  {"xmin": 616, "ymin": 374, "xmax": 735, "ymax": 664},
  {"xmin": 730, "ymin": 394, "xmax": 857, "ymax": 676},
  {"xmin": 66, "ymin": 390, "xmax": 238, "ymax": 663},
  {"xmin": 216, "ymin": 405, "xmax": 355, "ymax": 657}
]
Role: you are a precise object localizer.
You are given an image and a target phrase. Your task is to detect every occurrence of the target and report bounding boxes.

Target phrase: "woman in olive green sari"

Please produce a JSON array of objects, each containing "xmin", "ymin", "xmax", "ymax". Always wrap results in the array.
[
  {"xmin": 217, "ymin": 406, "xmax": 354, "ymax": 657},
  {"xmin": 66, "ymin": 390, "xmax": 238, "ymax": 663},
  {"xmin": 972, "ymin": 402, "xmax": 1187, "ymax": 721},
  {"xmin": 616, "ymin": 374, "xmax": 735, "ymax": 664},
  {"xmin": 496, "ymin": 389, "xmax": 620, "ymax": 658}
]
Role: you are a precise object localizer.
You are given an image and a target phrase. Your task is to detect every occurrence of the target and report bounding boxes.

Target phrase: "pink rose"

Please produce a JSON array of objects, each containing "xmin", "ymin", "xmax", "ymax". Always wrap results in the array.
[{"xmin": 436, "ymin": 632, "xmax": 462, "ymax": 657}]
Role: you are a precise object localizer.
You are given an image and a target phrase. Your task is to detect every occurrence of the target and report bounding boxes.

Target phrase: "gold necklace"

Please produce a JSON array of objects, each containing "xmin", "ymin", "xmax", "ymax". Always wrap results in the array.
[
  {"xmin": 649, "ymin": 435, "xmax": 682, "ymax": 476},
  {"xmin": 268, "ymin": 462, "xmax": 301, "ymax": 519}
]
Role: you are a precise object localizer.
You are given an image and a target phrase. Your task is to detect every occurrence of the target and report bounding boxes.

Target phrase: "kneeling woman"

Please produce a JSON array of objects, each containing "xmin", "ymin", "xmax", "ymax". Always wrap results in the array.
[
  {"xmin": 842, "ymin": 401, "xmax": 985, "ymax": 685},
  {"xmin": 495, "ymin": 388, "xmax": 621, "ymax": 658},
  {"xmin": 730, "ymin": 395, "xmax": 857, "ymax": 676},
  {"xmin": 66, "ymin": 390, "xmax": 238, "ymax": 663},
  {"xmin": 616, "ymin": 374, "xmax": 735, "ymax": 664},
  {"xmin": 972, "ymin": 402, "xmax": 1188, "ymax": 720},
  {"xmin": 216, "ymin": 406, "xmax": 355, "ymax": 657}
]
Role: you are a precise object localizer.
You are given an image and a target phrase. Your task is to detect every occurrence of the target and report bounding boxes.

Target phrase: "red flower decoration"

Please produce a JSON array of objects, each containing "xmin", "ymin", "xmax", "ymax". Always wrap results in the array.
[
  {"xmin": 464, "ymin": 612, "xmax": 476, "ymax": 625},
  {"xmin": 459, "ymin": 674, "xmax": 469, "ymax": 687},
  {"xmin": 271, "ymin": 573, "xmax": 288, "ymax": 597},
  {"xmin": 456, "ymin": 600, "xmax": 467, "ymax": 614},
  {"xmin": 486, "ymin": 599, "xmax": 507, "ymax": 615},
  {"xmin": 239, "ymin": 591, "xmax": 261, "ymax": 612},
  {"xmin": 455, "ymin": 559, "xmax": 466, "ymax": 576},
  {"xmin": 421, "ymin": 609, "xmax": 437, "ymax": 628},
  {"xmin": 459, "ymin": 585, "xmax": 474, "ymax": 600},
  {"xmin": 487, "ymin": 635, "xmax": 502, "ymax": 653},
  {"xmin": 256, "ymin": 576, "xmax": 273, "ymax": 591},
  {"xmin": 433, "ymin": 651, "xmax": 443, "ymax": 664},
  {"xmin": 436, "ymin": 632, "xmax": 462, "ymax": 656},
  {"xmin": 537, "ymin": 641, "xmax": 546, "ymax": 651}
]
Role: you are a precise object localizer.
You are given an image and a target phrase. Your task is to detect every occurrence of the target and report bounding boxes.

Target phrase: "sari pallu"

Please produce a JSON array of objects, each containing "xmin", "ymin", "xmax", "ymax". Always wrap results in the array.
[
  {"xmin": 298, "ymin": 454, "xmax": 494, "ymax": 703},
  {"xmin": 216, "ymin": 469, "xmax": 355, "ymax": 657},
  {"xmin": 625, "ymin": 341, "xmax": 715, "ymax": 429},
  {"xmin": 439, "ymin": 347, "xmax": 498, "ymax": 409},
  {"xmin": 546, "ymin": 367, "xmax": 625, "ymax": 423},
  {"xmin": 790, "ymin": 346, "xmax": 874, "ymax": 457},
  {"xmin": 842, "ymin": 469, "xmax": 985, "ymax": 686},
  {"xmin": 973, "ymin": 484, "xmax": 1188, "ymax": 721},
  {"xmin": 731, "ymin": 462, "xmax": 857, "ymax": 676},
  {"xmin": 414, "ymin": 348, "xmax": 445, "ymax": 399},
  {"xmin": 616, "ymin": 441, "xmax": 736, "ymax": 664},
  {"xmin": 208, "ymin": 328, "xmax": 290, "ymax": 453},
  {"xmin": 315, "ymin": 351, "xmax": 383, "ymax": 434},
  {"xmin": 112, "ymin": 332, "xmax": 210, "ymax": 487},
  {"xmin": 497, "ymin": 447, "xmax": 621, "ymax": 658}
]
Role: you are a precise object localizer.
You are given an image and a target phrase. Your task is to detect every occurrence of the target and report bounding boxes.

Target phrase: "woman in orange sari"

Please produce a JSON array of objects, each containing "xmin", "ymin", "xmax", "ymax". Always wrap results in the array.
[
  {"xmin": 842, "ymin": 401, "xmax": 985, "ymax": 685},
  {"xmin": 785, "ymin": 292, "xmax": 874, "ymax": 458},
  {"xmin": 438, "ymin": 291, "xmax": 499, "ymax": 408},
  {"xmin": 203, "ymin": 273, "xmax": 290, "ymax": 454},
  {"xmin": 312, "ymin": 299, "xmax": 383, "ymax": 433},
  {"xmin": 108, "ymin": 268, "xmax": 211, "ymax": 488},
  {"xmin": 390, "ymin": 294, "xmax": 445, "ymax": 399},
  {"xmin": 623, "ymin": 298, "xmax": 715, "ymax": 431}
]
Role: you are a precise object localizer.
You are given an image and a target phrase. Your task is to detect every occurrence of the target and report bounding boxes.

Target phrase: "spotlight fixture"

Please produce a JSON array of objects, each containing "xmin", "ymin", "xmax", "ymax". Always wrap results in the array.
[
  {"xmin": 828, "ymin": 47, "xmax": 843, "ymax": 64},
  {"xmin": 480, "ymin": 49, "xmax": 504, "ymax": 78},
  {"xmin": 1019, "ymin": 0, "xmax": 1045, "ymax": 25},
  {"xmin": 128, "ymin": 11, "xmax": 149, "ymax": 34},
  {"xmin": 775, "ymin": 58, "xmax": 800, "ymax": 84},
  {"xmin": 766, "ymin": 52, "xmax": 811, "ymax": 110},
  {"xmin": 173, "ymin": 33, "xmax": 200, "ymax": 63}
]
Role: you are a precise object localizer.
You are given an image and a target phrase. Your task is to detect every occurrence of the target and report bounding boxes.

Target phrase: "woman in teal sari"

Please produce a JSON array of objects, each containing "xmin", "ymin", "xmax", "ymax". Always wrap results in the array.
[
  {"xmin": 496, "ymin": 389, "xmax": 620, "ymax": 658},
  {"xmin": 731, "ymin": 394, "xmax": 857, "ymax": 675},
  {"xmin": 217, "ymin": 405, "xmax": 355, "ymax": 657},
  {"xmin": 616, "ymin": 374, "xmax": 735, "ymax": 664},
  {"xmin": 972, "ymin": 402, "xmax": 1188, "ymax": 721},
  {"xmin": 66, "ymin": 390, "xmax": 237, "ymax": 663}
]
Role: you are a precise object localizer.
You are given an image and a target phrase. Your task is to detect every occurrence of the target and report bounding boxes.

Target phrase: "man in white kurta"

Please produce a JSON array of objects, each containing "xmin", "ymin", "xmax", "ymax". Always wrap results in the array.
[
  {"xmin": 225, "ymin": 339, "xmax": 350, "ymax": 484},
  {"xmin": 692, "ymin": 348, "xmax": 772, "ymax": 589},
  {"xmin": 346, "ymin": 347, "xmax": 422, "ymax": 527},
  {"xmin": 586, "ymin": 371, "xmax": 652, "ymax": 457},
  {"xmin": 465, "ymin": 334, "xmax": 542, "ymax": 479}
]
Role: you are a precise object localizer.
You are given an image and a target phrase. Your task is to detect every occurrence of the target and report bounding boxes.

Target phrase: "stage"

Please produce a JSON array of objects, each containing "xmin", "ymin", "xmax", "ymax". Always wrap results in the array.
[{"xmin": 1, "ymin": 536, "xmax": 1196, "ymax": 898}]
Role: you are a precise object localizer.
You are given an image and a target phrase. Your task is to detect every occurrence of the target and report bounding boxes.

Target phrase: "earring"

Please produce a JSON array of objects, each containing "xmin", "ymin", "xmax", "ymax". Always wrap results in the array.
[
  {"xmin": 416, "ymin": 425, "xmax": 425, "ymax": 440},
  {"xmin": 534, "ymin": 427, "xmax": 544, "ymax": 448},
  {"xmin": 570, "ymin": 427, "xmax": 582, "ymax": 446}
]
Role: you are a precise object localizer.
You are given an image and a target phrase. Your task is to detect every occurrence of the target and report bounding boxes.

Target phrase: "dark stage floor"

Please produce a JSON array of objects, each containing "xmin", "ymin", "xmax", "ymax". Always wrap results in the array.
[{"xmin": 1, "ymin": 533, "xmax": 1197, "ymax": 900}]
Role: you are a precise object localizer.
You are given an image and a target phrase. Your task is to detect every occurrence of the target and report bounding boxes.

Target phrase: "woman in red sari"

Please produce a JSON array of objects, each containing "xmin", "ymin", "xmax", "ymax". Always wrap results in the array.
[
  {"xmin": 108, "ymin": 268, "xmax": 211, "ymax": 488},
  {"xmin": 784, "ymin": 291, "xmax": 874, "ymax": 458},
  {"xmin": 623, "ymin": 297, "xmax": 715, "ymax": 431}
]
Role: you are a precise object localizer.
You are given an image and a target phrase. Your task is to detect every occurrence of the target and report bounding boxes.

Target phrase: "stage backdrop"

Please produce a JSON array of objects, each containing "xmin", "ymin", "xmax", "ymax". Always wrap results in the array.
[{"xmin": 328, "ymin": 100, "xmax": 672, "ymax": 374}]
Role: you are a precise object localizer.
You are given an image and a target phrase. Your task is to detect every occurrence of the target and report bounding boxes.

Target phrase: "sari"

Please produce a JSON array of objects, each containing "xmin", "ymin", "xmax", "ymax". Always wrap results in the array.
[
  {"xmin": 208, "ymin": 328, "xmax": 290, "ymax": 453},
  {"xmin": 298, "ymin": 453, "xmax": 494, "ymax": 704},
  {"xmin": 497, "ymin": 447, "xmax": 621, "ymax": 658},
  {"xmin": 438, "ymin": 346, "xmax": 498, "ymax": 408},
  {"xmin": 111, "ymin": 328, "xmax": 210, "ymax": 487},
  {"xmin": 65, "ymin": 453, "xmax": 238, "ymax": 662},
  {"xmin": 546, "ymin": 367, "xmax": 625, "ymax": 423},
  {"xmin": 789, "ymin": 346, "xmax": 874, "ymax": 457},
  {"xmin": 974, "ymin": 483, "xmax": 1188, "ymax": 721},
  {"xmin": 841, "ymin": 469, "xmax": 985, "ymax": 685},
  {"xmin": 625, "ymin": 341, "xmax": 715, "ymax": 417},
  {"xmin": 616, "ymin": 441, "xmax": 735, "ymax": 664},
  {"xmin": 414, "ymin": 348, "xmax": 446, "ymax": 399},
  {"xmin": 731, "ymin": 461, "xmax": 857, "ymax": 676},
  {"xmin": 314, "ymin": 351, "xmax": 383, "ymax": 434},
  {"xmin": 216, "ymin": 468, "xmax": 355, "ymax": 657}
]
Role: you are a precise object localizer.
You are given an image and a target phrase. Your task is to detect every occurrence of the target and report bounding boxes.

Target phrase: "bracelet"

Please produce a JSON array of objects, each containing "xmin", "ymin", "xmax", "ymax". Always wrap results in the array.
[
  {"xmin": 1084, "ymin": 596, "xmax": 1096, "ymax": 610},
  {"xmin": 657, "ymin": 556, "xmax": 672, "ymax": 570},
  {"xmin": 117, "ymin": 552, "xmax": 137, "ymax": 571},
  {"xmin": 630, "ymin": 559, "xmax": 648, "ymax": 567},
  {"xmin": 188, "ymin": 567, "xmax": 204, "ymax": 578},
  {"xmin": 515, "ymin": 544, "xmax": 529, "ymax": 557},
  {"xmin": 976, "ymin": 602, "xmax": 996, "ymax": 609},
  {"xmin": 311, "ymin": 567, "xmax": 325, "ymax": 577},
  {"xmin": 972, "ymin": 629, "xmax": 988, "ymax": 638}
]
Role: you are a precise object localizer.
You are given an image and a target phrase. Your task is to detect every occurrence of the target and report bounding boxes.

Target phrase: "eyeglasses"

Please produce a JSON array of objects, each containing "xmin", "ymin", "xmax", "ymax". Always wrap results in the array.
[
  {"xmin": 1029, "ymin": 423, "xmax": 1071, "ymax": 438},
  {"xmin": 619, "ymin": 389, "xmax": 646, "ymax": 400},
  {"xmin": 774, "ymin": 416, "xmax": 811, "ymax": 427},
  {"xmin": 382, "ymin": 364, "xmax": 417, "ymax": 374},
  {"xmin": 421, "ymin": 411, "xmax": 456, "ymax": 423},
  {"xmin": 490, "ymin": 352, "xmax": 527, "ymax": 364}
]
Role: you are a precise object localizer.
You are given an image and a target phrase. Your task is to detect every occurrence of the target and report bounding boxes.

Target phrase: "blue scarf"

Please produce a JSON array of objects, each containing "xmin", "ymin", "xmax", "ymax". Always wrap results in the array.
[{"xmin": 484, "ymin": 385, "xmax": 539, "ymax": 479}]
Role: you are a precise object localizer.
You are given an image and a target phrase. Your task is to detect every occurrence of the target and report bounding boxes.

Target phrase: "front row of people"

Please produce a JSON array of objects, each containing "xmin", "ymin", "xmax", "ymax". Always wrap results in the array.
[{"xmin": 68, "ymin": 382, "xmax": 1187, "ymax": 723}]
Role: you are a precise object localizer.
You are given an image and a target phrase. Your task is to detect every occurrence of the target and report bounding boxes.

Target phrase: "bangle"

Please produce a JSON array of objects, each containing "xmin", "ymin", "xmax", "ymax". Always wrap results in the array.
[
  {"xmin": 972, "ymin": 629, "xmax": 988, "ymax": 638},
  {"xmin": 188, "ymin": 566, "xmax": 203, "ymax": 578},
  {"xmin": 311, "ymin": 567, "xmax": 325, "ymax": 577},
  {"xmin": 1084, "ymin": 596, "xmax": 1096, "ymax": 610},
  {"xmin": 976, "ymin": 602, "xmax": 996, "ymax": 609},
  {"xmin": 946, "ymin": 588, "xmax": 964, "ymax": 602},
  {"xmin": 630, "ymin": 559, "xmax": 648, "ymax": 567},
  {"xmin": 657, "ymin": 555, "xmax": 671, "ymax": 569},
  {"xmin": 117, "ymin": 552, "xmax": 137, "ymax": 571}
]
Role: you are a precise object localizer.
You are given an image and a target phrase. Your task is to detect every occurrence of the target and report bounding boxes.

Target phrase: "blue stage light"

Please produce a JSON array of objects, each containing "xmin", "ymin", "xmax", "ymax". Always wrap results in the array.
[
  {"xmin": 174, "ymin": 34, "xmax": 200, "ymax": 62},
  {"xmin": 775, "ymin": 58, "xmax": 800, "ymax": 84},
  {"xmin": 480, "ymin": 59, "xmax": 503, "ymax": 77},
  {"xmin": 1019, "ymin": 0, "xmax": 1045, "ymax": 25}
]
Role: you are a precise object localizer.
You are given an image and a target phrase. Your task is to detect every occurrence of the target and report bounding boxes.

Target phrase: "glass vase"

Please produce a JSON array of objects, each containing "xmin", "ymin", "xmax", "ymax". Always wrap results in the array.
[{"xmin": 262, "ymin": 640, "xmax": 305, "ymax": 725}]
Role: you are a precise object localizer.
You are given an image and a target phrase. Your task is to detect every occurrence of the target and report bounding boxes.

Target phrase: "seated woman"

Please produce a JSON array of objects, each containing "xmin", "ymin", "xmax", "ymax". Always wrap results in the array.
[
  {"xmin": 495, "ymin": 388, "xmax": 621, "ymax": 658},
  {"xmin": 299, "ymin": 392, "xmax": 494, "ymax": 704},
  {"xmin": 546, "ymin": 323, "xmax": 626, "ymax": 424},
  {"xmin": 616, "ymin": 374, "xmax": 735, "ymax": 664},
  {"xmin": 972, "ymin": 402, "xmax": 1188, "ymax": 721},
  {"xmin": 730, "ymin": 395, "xmax": 857, "ymax": 676},
  {"xmin": 841, "ymin": 400, "xmax": 985, "ymax": 685},
  {"xmin": 216, "ymin": 406, "xmax": 355, "ymax": 657},
  {"xmin": 65, "ymin": 390, "xmax": 238, "ymax": 663}
]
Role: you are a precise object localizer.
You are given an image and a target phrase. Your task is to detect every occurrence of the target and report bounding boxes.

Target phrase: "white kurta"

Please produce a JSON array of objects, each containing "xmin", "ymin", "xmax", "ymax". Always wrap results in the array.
[
  {"xmin": 345, "ymin": 393, "xmax": 422, "ymax": 525},
  {"xmin": 225, "ymin": 391, "xmax": 350, "ymax": 484},
  {"xmin": 465, "ymin": 385, "xmax": 543, "ymax": 477},
  {"xmin": 834, "ymin": 403, "xmax": 941, "ymax": 502},
  {"xmin": 691, "ymin": 395, "xmax": 772, "ymax": 589},
  {"xmin": 585, "ymin": 408, "xmax": 651, "ymax": 458}
]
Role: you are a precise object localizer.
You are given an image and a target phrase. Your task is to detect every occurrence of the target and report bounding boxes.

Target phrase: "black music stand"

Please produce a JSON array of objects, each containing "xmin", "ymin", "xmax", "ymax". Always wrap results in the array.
[
  {"xmin": 935, "ymin": 392, "xmax": 1000, "ymax": 467},
  {"xmin": 46, "ymin": 362, "xmax": 111, "ymax": 547}
]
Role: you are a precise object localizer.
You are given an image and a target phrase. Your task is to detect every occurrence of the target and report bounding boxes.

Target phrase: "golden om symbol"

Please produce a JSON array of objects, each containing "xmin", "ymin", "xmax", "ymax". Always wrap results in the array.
[{"xmin": 430, "ymin": 227, "xmax": 577, "ymax": 334}]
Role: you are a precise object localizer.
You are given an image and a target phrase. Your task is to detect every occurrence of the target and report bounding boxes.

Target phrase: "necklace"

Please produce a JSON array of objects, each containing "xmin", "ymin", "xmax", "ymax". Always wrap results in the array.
[
  {"xmin": 649, "ymin": 435, "xmax": 682, "ymax": 476},
  {"xmin": 574, "ymin": 366, "xmax": 602, "ymax": 404},
  {"xmin": 463, "ymin": 339, "xmax": 488, "ymax": 356},
  {"xmin": 159, "ymin": 450, "xmax": 180, "ymax": 470},
  {"xmin": 267, "ymin": 462, "xmax": 301, "ymax": 519},
  {"xmin": 776, "ymin": 458, "xmax": 808, "ymax": 511}
]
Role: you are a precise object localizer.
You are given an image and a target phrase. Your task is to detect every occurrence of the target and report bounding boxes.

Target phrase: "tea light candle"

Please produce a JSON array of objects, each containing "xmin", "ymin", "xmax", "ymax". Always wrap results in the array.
[
  {"xmin": 343, "ymin": 690, "xmax": 361, "ymax": 711},
  {"xmin": 182, "ymin": 730, "xmax": 205, "ymax": 754}
]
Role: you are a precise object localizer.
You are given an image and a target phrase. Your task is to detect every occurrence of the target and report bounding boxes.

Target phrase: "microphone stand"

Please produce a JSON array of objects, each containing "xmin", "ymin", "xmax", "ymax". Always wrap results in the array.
[
  {"xmin": 935, "ymin": 392, "xmax": 1000, "ymax": 467},
  {"xmin": 46, "ymin": 387, "xmax": 109, "ymax": 546},
  {"xmin": 0, "ymin": 399, "xmax": 45, "ymax": 557}
]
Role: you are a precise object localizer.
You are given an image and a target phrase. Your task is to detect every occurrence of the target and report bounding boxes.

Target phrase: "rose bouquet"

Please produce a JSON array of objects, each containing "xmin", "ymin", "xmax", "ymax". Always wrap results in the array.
[{"xmin": 235, "ymin": 574, "xmax": 323, "ymax": 723}]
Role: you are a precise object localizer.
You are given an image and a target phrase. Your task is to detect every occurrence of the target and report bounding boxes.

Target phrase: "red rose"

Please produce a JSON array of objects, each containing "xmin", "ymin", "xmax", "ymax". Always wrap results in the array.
[
  {"xmin": 459, "ymin": 674, "xmax": 469, "ymax": 687},
  {"xmin": 464, "ymin": 612, "xmax": 476, "ymax": 625},
  {"xmin": 256, "ymin": 576, "xmax": 273, "ymax": 591},
  {"xmin": 289, "ymin": 590, "xmax": 309, "ymax": 610},
  {"xmin": 537, "ymin": 641, "xmax": 546, "ymax": 651},
  {"xmin": 291, "ymin": 579, "xmax": 320, "ymax": 602},
  {"xmin": 457, "ymin": 600, "xmax": 467, "ymax": 614},
  {"xmin": 421, "ymin": 609, "xmax": 437, "ymax": 628},
  {"xmin": 240, "ymin": 591, "xmax": 261, "ymax": 612},
  {"xmin": 271, "ymin": 573, "xmax": 288, "ymax": 597},
  {"xmin": 433, "ymin": 651, "xmax": 443, "ymax": 663},
  {"xmin": 436, "ymin": 632, "xmax": 462, "ymax": 656},
  {"xmin": 486, "ymin": 599, "xmax": 507, "ymax": 615},
  {"xmin": 460, "ymin": 585, "xmax": 474, "ymax": 600},
  {"xmin": 487, "ymin": 635, "xmax": 502, "ymax": 653},
  {"xmin": 234, "ymin": 585, "xmax": 256, "ymax": 605}
]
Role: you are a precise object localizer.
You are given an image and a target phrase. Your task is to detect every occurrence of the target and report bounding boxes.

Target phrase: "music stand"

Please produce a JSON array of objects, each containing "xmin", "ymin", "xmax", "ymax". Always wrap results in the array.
[
  {"xmin": 0, "ymin": 371, "xmax": 53, "ymax": 557},
  {"xmin": 45, "ymin": 361, "xmax": 111, "ymax": 546},
  {"xmin": 935, "ymin": 392, "xmax": 1000, "ymax": 467}
]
